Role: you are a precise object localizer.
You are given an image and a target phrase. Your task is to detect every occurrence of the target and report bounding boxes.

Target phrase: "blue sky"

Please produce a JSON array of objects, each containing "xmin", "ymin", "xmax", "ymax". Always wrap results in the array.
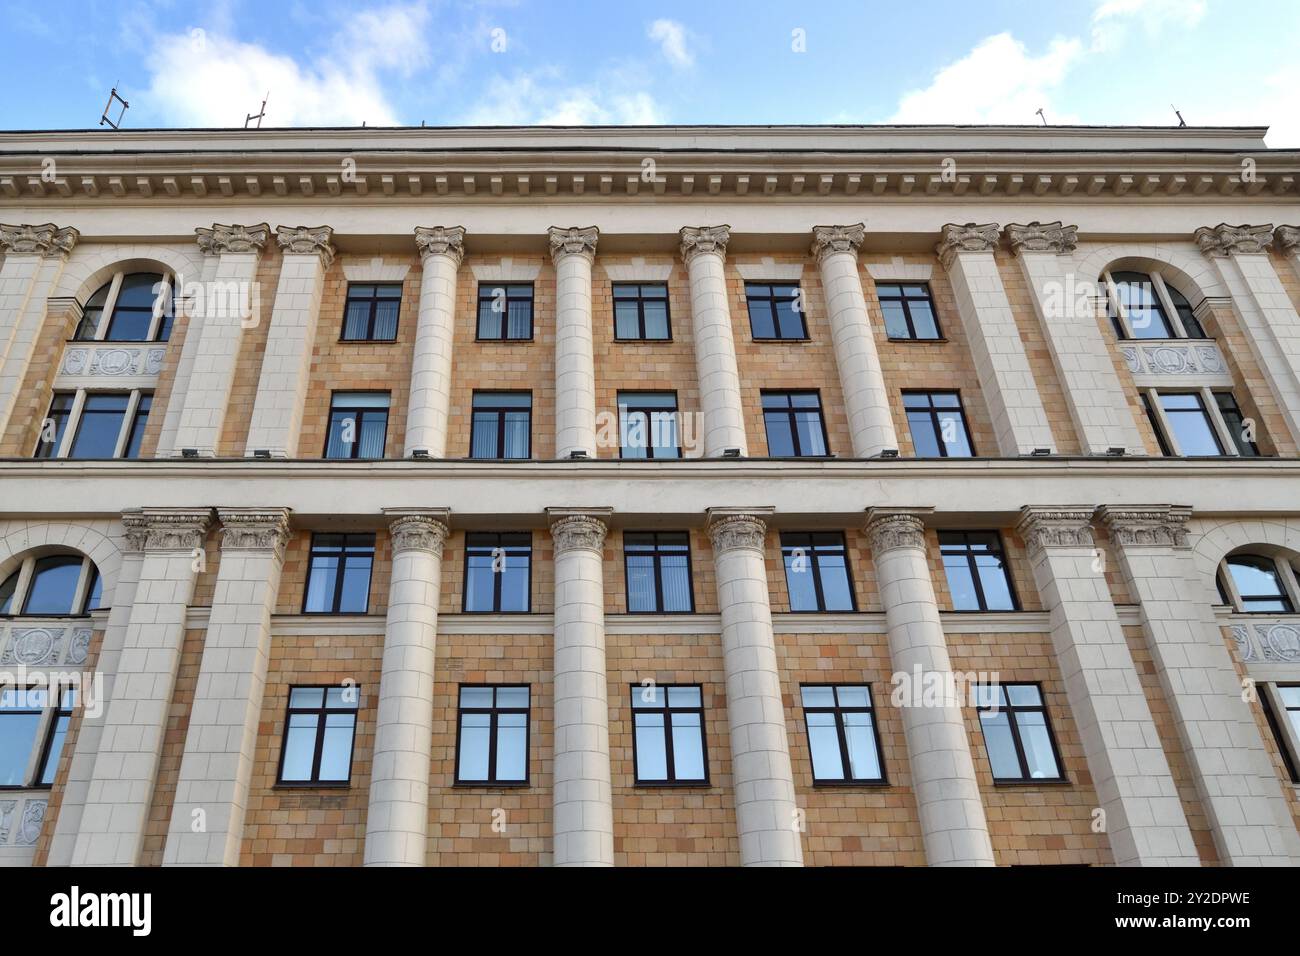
[{"xmin": 3, "ymin": 0, "xmax": 1298, "ymax": 144}]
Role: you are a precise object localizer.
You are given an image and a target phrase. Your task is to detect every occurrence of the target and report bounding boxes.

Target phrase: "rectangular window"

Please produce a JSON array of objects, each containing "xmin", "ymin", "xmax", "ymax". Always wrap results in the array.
[
  {"xmin": 976, "ymin": 683, "xmax": 1064, "ymax": 782},
  {"xmin": 341, "ymin": 283, "xmax": 401, "ymax": 341},
  {"xmin": 276, "ymin": 686, "xmax": 360, "ymax": 785},
  {"xmin": 745, "ymin": 282, "xmax": 806, "ymax": 340},
  {"xmin": 325, "ymin": 392, "xmax": 389, "ymax": 459},
  {"xmin": 122, "ymin": 394, "xmax": 151, "ymax": 459},
  {"xmin": 464, "ymin": 532, "xmax": 531, "ymax": 613},
  {"xmin": 1155, "ymin": 392, "xmax": 1224, "ymax": 456},
  {"xmin": 34, "ymin": 392, "xmax": 75, "ymax": 459},
  {"xmin": 624, "ymin": 532, "xmax": 693, "ymax": 613},
  {"xmin": 904, "ymin": 391, "xmax": 974, "ymax": 457},
  {"xmin": 455, "ymin": 685, "xmax": 530, "ymax": 785},
  {"xmin": 618, "ymin": 392, "xmax": 680, "ymax": 459},
  {"xmin": 631, "ymin": 684, "xmax": 707, "ymax": 785},
  {"xmin": 781, "ymin": 532, "xmax": 856, "ymax": 612},
  {"xmin": 877, "ymin": 283, "xmax": 941, "ymax": 340},
  {"xmin": 34, "ymin": 391, "xmax": 151, "ymax": 460},
  {"xmin": 0, "ymin": 685, "xmax": 74, "ymax": 788},
  {"xmin": 613, "ymin": 283, "xmax": 671, "ymax": 340},
  {"xmin": 1215, "ymin": 392, "xmax": 1259, "ymax": 457},
  {"xmin": 940, "ymin": 531, "xmax": 1018, "ymax": 612},
  {"xmin": 761, "ymin": 391, "xmax": 828, "ymax": 457},
  {"xmin": 800, "ymin": 685, "xmax": 885, "ymax": 784},
  {"xmin": 477, "ymin": 283, "xmax": 534, "ymax": 340},
  {"xmin": 470, "ymin": 392, "xmax": 532, "ymax": 459},
  {"xmin": 303, "ymin": 533, "xmax": 375, "ymax": 614},
  {"xmin": 68, "ymin": 393, "xmax": 130, "ymax": 459}
]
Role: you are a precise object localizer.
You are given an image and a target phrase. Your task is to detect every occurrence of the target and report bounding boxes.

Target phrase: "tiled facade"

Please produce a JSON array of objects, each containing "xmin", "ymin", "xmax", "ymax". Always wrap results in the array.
[{"xmin": 2, "ymin": 124, "xmax": 1300, "ymax": 867}]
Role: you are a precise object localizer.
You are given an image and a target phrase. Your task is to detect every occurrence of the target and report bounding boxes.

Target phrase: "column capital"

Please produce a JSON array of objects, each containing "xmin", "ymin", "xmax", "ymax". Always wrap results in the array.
[
  {"xmin": 388, "ymin": 512, "xmax": 450, "ymax": 556},
  {"xmin": 1004, "ymin": 221, "xmax": 1078, "ymax": 256},
  {"xmin": 1097, "ymin": 505, "xmax": 1191, "ymax": 549},
  {"xmin": 414, "ymin": 226, "xmax": 466, "ymax": 266},
  {"xmin": 276, "ymin": 224, "xmax": 336, "ymax": 267},
  {"xmin": 121, "ymin": 508, "xmax": 212, "ymax": 553},
  {"xmin": 936, "ymin": 222, "xmax": 1000, "ymax": 268},
  {"xmin": 810, "ymin": 223, "xmax": 865, "ymax": 264},
  {"xmin": 0, "ymin": 222, "xmax": 79, "ymax": 259},
  {"xmin": 1275, "ymin": 225, "xmax": 1300, "ymax": 255},
  {"xmin": 679, "ymin": 225, "xmax": 731, "ymax": 265},
  {"xmin": 548, "ymin": 225, "xmax": 599, "ymax": 265},
  {"xmin": 549, "ymin": 510, "xmax": 609, "ymax": 553},
  {"xmin": 706, "ymin": 508, "xmax": 770, "ymax": 553},
  {"xmin": 195, "ymin": 222, "xmax": 270, "ymax": 257},
  {"xmin": 216, "ymin": 508, "xmax": 291, "ymax": 555},
  {"xmin": 864, "ymin": 508, "xmax": 930, "ymax": 555},
  {"xmin": 1015, "ymin": 506, "xmax": 1095, "ymax": 555},
  {"xmin": 1193, "ymin": 222, "xmax": 1275, "ymax": 257}
]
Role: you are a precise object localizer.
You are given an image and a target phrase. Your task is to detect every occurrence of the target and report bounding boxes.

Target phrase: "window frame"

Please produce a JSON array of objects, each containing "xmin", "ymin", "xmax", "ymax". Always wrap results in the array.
[
  {"xmin": 274, "ymin": 684, "xmax": 361, "ymax": 788},
  {"xmin": 1218, "ymin": 553, "xmax": 1298, "ymax": 614},
  {"xmin": 469, "ymin": 391, "xmax": 533, "ymax": 460},
  {"xmin": 761, "ymin": 390, "xmax": 830, "ymax": 458},
  {"xmin": 903, "ymin": 389, "xmax": 976, "ymax": 458},
  {"xmin": 939, "ymin": 530, "xmax": 1020, "ymax": 613},
  {"xmin": 623, "ymin": 531, "xmax": 695, "ymax": 614},
  {"xmin": 799, "ymin": 683, "xmax": 888, "ymax": 786},
  {"xmin": 1143, "ymin": 388, "xmax": 1246, "ymax": 458},
  {"xmin": 301, "ymin": 533, "xmax": 376, "ymax": 615},
  {"xmin": 617, "ymin": 390, "xmax": 681, "ymax": 459},
  {"xmin": 453, "ymin": 684, "xmax": 532, "ymax": 788},
  {"xmin": 323, "ymin": 390, "xmax": 390, "ymax": 460},
  {"xmin": 876, "ymin": 282, "xmax": 943, "ymax": 341},
  {"xmin": 34, "ymin": 389, "xmax": 153, "ymax": 460},
  {"xmin": 1103, "ymin": 269, "xmax": 1208, "ymax": 341},
  {"xmin": 0, "ymin": 553, "xmax": 101, "ymax": 619},
  {"xmin": 462, "ymin": 532, "xmax": 533, "ymax": 614},
  {"xmin": 476, "ymin": 282, "xmax": 535, "ymax": 342},
  {"xmin": 612, "ymin": 282, "xmax": 672, "ymax": 342},
  {"xmin": 0, "ymin": 683, "xmax": 75, "ymax": 790},
  {"xmin": 74, "ymin": 271, "xmax": 174, "ymax": 344},
  {"xmin": 629, "ymin": 683, "xmax": 710, "ymax": 788},
  {"xmin": 780, "ymin": 531, "xmax": 859, "ymax": 613},
  {"xmin": 975, "ymin": 682, "xmax": 1067, "ymax": 784},
  {"xmin": 339, "ymin": 282, "xmax": 402, "ymax": 342},
  {"xmin": 1261, "ymin": 684, "xmax": 1300, "ymax": 784},
  {"xmin": 745, "ymin": 281, "xmax": 808, "ymax": 341}
]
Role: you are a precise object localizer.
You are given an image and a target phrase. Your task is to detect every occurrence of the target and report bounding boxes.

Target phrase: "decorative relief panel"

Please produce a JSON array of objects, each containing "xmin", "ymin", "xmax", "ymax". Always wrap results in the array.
[
  {"xmin": 60, "ymin": 344, "xmax": 166, "ymax": 380},
  {"xmin": 16, "ymin": 799, "xmax": 46, "ymax": 846},
  {"xmin": 0, "ymin": 623, "xmax": 92, "ymax": 667},
  {"xmin": 1121, "ymin": 340, "xmax": 1232, "ymax": 386},
  {"xmin": 1230, "ymin": 621, "xmax": 1300, "ymax": 663},
  {"xmin": 0, "ymin": 795, "xmax": 49, "ymax": 848}
]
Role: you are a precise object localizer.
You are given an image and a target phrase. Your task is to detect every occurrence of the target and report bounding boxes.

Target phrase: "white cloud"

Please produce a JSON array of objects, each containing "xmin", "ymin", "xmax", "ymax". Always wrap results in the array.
[
  {"xmin": 462, "ymin": 70, "xmax": 665, "ymax": 125},
  {"xmin": 1091, "ymin": 0, "xmax": 1207, "ymax": 51},
  {"xmin": 648, "ymin": 19, "xmax": 693, "ymax": 69},
  {"xmin": 888, "ymin": 33, "xmax": 1084, "ymax": 125}
]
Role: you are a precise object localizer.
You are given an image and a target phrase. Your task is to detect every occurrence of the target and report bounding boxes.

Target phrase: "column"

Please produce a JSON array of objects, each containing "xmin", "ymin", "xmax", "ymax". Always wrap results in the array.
[
  {"xmin": 173, "ymin": 223, "xmax": 269, "ymax": 456},
  {"xmin": 72, "ymin": 508, "xmax": 211, "ymax": 866},
  {"xmin": 0, "ymin": 223, "xmax": 79, "ymax": 437},
  {"xmin": 937, "ymin": 223, "xmax": 1056, "ymax": 455},
  {"xmin": 864, "ymin": 509, "xmax": 995, "ymax": 866},
  {"xmin": 404, "ymin": 228, "xmax": 465, "ymax": 457},
  {"xmin": 163, "ymin": 508, "xmax": 291, "ymax": 866},
  {"xmin": 1016, "ymin": 507, "xmax": 1199, "ymax": 866},
  {"xmin": 1195, "ymin": 223, "xmax": 1300, "ymax": 443},
  {"xmin": 1099, "ymin": 506, "xmax": 1300, "ymax": 865},
  {"xmin": 549, "ymin": 227, "xmax": 599, "ymax": 459},
  {"xmin": 681, "ymin": 226, "xmax": 748, "ymax": 456},
  {"xmin": 157, "ymin": 248, "xmax": 222, "ymax": 456},
  {"xmin": 1006, "ymin": 222, "xmax": 1144, "ymax": 455},
  {"xmin": 706, "ymin": 509, "xmax": 802, "ymax": 866},
  {"xmin": 364, "ymin": 510, "xmax": 449, "ymax": 866},
  {"xmin": 244, "ymin": 226, "xmax": 335, "ymax": 457},
  {"xmin": 811, "ymin": 224, "xmax": 898, "ymax": 457},
  {"xmin": 549, "ymin": 509, "xmax": 614, "ymax": 866}
]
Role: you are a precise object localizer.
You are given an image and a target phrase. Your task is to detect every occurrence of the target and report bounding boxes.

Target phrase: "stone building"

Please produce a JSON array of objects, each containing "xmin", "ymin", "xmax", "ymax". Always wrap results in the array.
[{"xmin": 0, "ymin": 124, "xmax": 1299, "ymax": 867}]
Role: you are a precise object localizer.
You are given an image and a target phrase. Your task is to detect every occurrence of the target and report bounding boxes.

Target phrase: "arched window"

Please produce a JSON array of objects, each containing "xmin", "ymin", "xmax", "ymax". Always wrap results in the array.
[
  {"xmin": 1218, "ymin": 554, "xmax": 1296, "ymax": 613},
  {"xmin": 1103, "ymin": 269, "xmax": 1207, "ymax": 341},
  {"xmin": 0, "ymin": 553, "xmax": 102, "ymax": 617},
  {"xmin": 74, "ymin": 271, "xmax": 174, "ymax": 343}
]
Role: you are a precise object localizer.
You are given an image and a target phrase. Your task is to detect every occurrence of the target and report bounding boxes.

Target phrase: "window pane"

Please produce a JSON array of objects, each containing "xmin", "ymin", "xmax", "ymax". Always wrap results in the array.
[
  {"xmin": 936, "ymin": 410, "xmax": 972, "ymax": 456},
  {"xmin": 907, "ymin": 411, "xmax": 942, "ymax": 457},
  {"xmin": 748, "ymin": 300, "xmax": 776, "ymax": 338},
  {"xmin": 337, "ymin": 555, "xmax": 372, "ymax": 612},
  {"xmin": 806, "ymin": 712, "xmax": 844, "ymax": 781},
  {"xmin": 471, "ymin": 413, "xmax": 500, "ymax": 458},
  {"xmin": 909, "ymin": 300, "xmax": 940, "ymax": 338},
  {"xmin": 979, "ymin": 710, "xmax": 1021, "ymax": 779},
  {"xmin": 1227, "ymin": 558, "xmax": 1287, "ymax": 601},
  {"xmin": 477, "ymin": 298, "xmax": 502, "ymax": 338},
  {"xmin": 643, "ymin": 301, "xmax": 669, "ymax": 339},
  {"xmin": 835, "ymin": 685, "xmax": 870, "ymax": 708},
  {"xmin": 668, "ymin": 686, "xmax": 700, "ymax": 707},
  {"xmin": 1278, "ymin": 686, "xmax": 1300, "ymax": 708},
  {"xmin": 506, "ymin": 300, "xmax": 532, "ymax": 338},
  {"xmin": 503, "ymin": 413, "xmax": 530, "ymax": 458},
  {"xmin": 342, "ymin": 301, "xmax": 370, "ymax": 339},
  {"xmin": 69, "ymin": 395, "xmax": 129, "ymax": 458},
  {"xmin": 357, "ymin": 413, "xmax": 387, "ymax": 458},
  {"xmin": 458, "ymin": 713, "xmax": 491, "ymax": 781},
  {"xmin": 943, "ymin": 554, "xmax": 981, "ymax": 611},
  {"xmin": 459, "ymin": 686, "xmax": 494, "ymax": 708},
  {"xmin": 974, "ymin": 553, "xmax": 1015, "ymax": 611},
  {"xmin": 671, "ymin": 713, "xmax": 706, "ymax": 781},
  {"xmin": 23, "ymin": 556, "xmax": 84, "ymax": 615},
  {"xmin": 290, "ymin": 687, "xmax": 324, "ymax": 708},
  {"xmin": 614, "ymin": 300, "xmax": 640, "ymax": 339},
  {"xmin": 280, "ymin": 714, "xmax": 319, "ymax": 781},
  {"xmin": 373, "ymin": 300, "xmax": 399, "ymax": 339},
  {"xmin": 0, "ymin": 572, "xmax": 18, "ymax": 614},
  {"xmin": 464, "ymin": 555, "xmax": 497, "ymax": 612},
  {"xmin": 496, "ymin": 686, "xmax": 529, "ymax": 708},
  {"xmin": 318, "ymin": 714, "xmax": 355, "ymax": 781},
  {"xmin": 774, "ymin": 299, "xmax": 804, "ymax": 338},
  {"xmin": 801, "ymin": 686, "xmax": 835, "ymax": 708},
  {"xmin": 1006, "ymin": 685, "xmax": 1042, "ymax": 707},
  {"xmin": 881, "ymin": 300, "xmax": 910, "ymax": 338},
  {"xmin": 1160, "ymin": 395, "xmax": 1223, "ymax": 455},
  {"xmin": 764, "ymin": 412, "xmax": 796, "ymax": 456},
  {"xmin": 499, "ymin": 558, "xmax": 530, "ymax": 612},
  {"xmin": 843, "ymin": 712, "xmax": 881, "ymax": 780},
  {"xmin": 496, "ymin": 713, "xmax": 528, "ymax": 781},
  {"xmin": 626, "ymin": 555, "xmax": 657, "ymax": 612},
  {"xmin": 303, "ymin": 557, "xmax": 339, "ymax": 612},
  {"xmin": 816, "ymin": 552, "xmax": 854, "ymax": 611},
  {"xmin": 1016, "ymin": 711, "xmax": 1060, "ymax": 779},
  {"xmin": 0, "ymin": 712, "xmax": 41, "ymax": 786},
  {"xmin": 793, "ymin": 411, "xmax": 826, "ymax": 456},
  {"xmin": 634, "ymin": 713, "xmax": 668, "ymax": 780},
  {"xmin": 39, "ymin": 713, "xmax": 72, "ymax": 785},
  {"xmin": 659, "ymin": 556, "xmax": 692, "ymax": 612},
  {"xmin": 784, "ymin": 550, "xmax": 820, "ymax": 611}
]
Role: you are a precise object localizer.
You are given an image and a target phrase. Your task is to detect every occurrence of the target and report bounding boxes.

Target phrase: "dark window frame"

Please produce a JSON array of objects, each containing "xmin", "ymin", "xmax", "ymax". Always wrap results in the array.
[
  {"xmin": 1223, "ymin": 554, "xmax": 1295, "ymax": 614},
  {"xmin": 800, "ymin": 683, "xmax": 888, "ymax": 786},
  {"xmin": 780, "ymin": 531, "xmax": 859, "ymax": 613},
  {"xmin": 903, "ymin": 389, "xmax": 976, "ymax": 458},
  {"xmin": 453, "ymin": 683, "xmax": 532, "ymax": 788},
  {"xmin": 623, "ymin": 531, "xmax": 695, "ymax": 614},
  {"xmin": 612, "ymin": 282, "xmax": 672, "ymax": 341},
  {"xmin": 1214, "ymin": 391, "xmax": 1261, "ymax": 457},
  {"xmin": 1154, "ymin": 390, "xmax": 1226, "ymax": 457},
  {"xmin": 340, "ymin": 282, "xmax": 402, "ymax": 342},
  {"xmin": 0, "ymin": 683, "xmax": 73, "ymax": 790},
  {"xmin": 745, "ymin": 282, "xmax": 808, "ymax": 341},
  {"xmin": 975, "ymin": 682, "xmax": 1067, "ymax": 784},
  {"xmin": 301, "ymin": 533, "xmax": 375, "ymax": 615},
  {"xmin": 939, "ymin": 530, "xmax": 1020, "ymax": 613},
  {"xmin": 324, "ymin": 391, "xmax": 390, "ymax": 460},
  {"xmin": 476, "ymin": 282, "xmax": 535, "ymax": 342},
  {"xmin": 617, "ymin": 390, "xmax": 681, "ymax": 459},
  {"xmin": 462, "ymin": 532, "xmax": 533, "ymax": 613},
  {"xmin": 33, "ymin": 392, "xmax": 75, "ymax": 459},
  {"xmin": 274, "ymin": 684, "xmax": 361, "ymax": 788},
  {"xmin": 761, "ymin": 390, "xmax": 830, "ymax": 458},
  {"xmin": 630, "ymin": 683, "xmax": 710, "ymax": 787},
  {"xmin": 1262, "ymin": 685, "xmax": 1300, "ymax": 784},
  {"xmin": 469, "ymin": 391, "xmax": 533, "ymax": 459},
  {"xmin": 877, "ymin": 282, "xmax": 943, "ymax": 341},
  {"xmin": 35, "ymin": 684, "xmax": 75, "ymax": 788}
]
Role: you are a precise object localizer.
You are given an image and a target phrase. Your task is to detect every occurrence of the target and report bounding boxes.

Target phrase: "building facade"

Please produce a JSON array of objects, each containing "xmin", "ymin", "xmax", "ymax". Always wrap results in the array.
[{"xmin": 1, "ymin": 125, "xmax": 1299, "ymax": 867}]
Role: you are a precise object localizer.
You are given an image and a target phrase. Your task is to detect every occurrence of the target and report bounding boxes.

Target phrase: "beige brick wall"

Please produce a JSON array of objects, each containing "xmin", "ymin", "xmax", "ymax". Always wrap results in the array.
[
  {"xmin": 217, "ymin": 247, "xmax": 283, "ymax": 456},
  {"xmin": 0, "ymin": 302, "xmax": 81, "ymax": 455}
]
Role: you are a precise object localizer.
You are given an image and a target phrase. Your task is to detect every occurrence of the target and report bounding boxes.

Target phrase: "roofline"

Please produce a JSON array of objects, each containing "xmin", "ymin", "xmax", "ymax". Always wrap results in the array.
[{"xmin": 0, "ymin": 123, "xmax": 1274, "ymax": 134}]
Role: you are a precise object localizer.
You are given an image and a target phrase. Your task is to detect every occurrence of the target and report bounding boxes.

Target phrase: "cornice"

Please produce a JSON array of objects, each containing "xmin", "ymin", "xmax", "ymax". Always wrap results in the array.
[
  {"xmin": 1193, "ymin": 222, "xmax": 1275, "ymax": 257},
  {"xmin": 276, "ymin": 224, "xmax": 335, "ymax": 266},
  {"xmin": 0, "ymin": 222, "xmax": 79, "ymax": 258},
  {"xmin": 414, "ymin": 225, "xmax": 465, "ymax": 265}
]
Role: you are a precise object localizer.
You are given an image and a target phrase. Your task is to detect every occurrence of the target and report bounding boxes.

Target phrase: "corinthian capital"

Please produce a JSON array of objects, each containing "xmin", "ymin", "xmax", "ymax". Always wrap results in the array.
[
  {"xmin": 1275, "ymin": 225, "xmax": 1300, "ymax": 255},
  {"xmin": 0, "ymin": 223, "xmax": 79, "ymax": 258},
  {"xmin": 121, "ymin": 508, "xmax": 212, "ymax": 554},
  {"xmin": 389, "ymin": 513, "xmax": 449, "ymax": 556},
  {"xmin": 1015, "ymin": 507, "xmax": 1095, "ymax": 556},
  {"xmin": 864, "ymin": 509, "xmax": 927, "ymax": 555},
  {"xmin": 414, "ymin": 226, "xmax": 466, "ymax": 266},
  {"xmin": 550, "ymin": 514, "xmax": 608, "ymax": 553},
  {"xmin": 276, "ymin": 225, "xmax": 336, "ymax": 267},
  {"xmin": 217, "ymin": 508, "xmax": 292, "ymax": 555},
  {"xmin": 1193, "ymin": 223, "xmax": 1275, "ymax": 257},
  {"xmin": 548, "ymin": 225, "xmax": 599, "ymax": 264},
  {"xmin": 1096, "ymin": 505, "xmax": 1190, "ymax": 549},
  {"xmin": 679, "ymin": 225, "xmax": 731, "ymax": 265},
  {"xmin": 1004, "ymin": 221, "xmax": 1078, "ymax": 256},
  {"xmin": 811, "ymin": 223, "xmax": 865, "ymax": 264},
  {"xmin": 936, "ymin": 222, "xmax": 1000, "ymax": 268},
  {"xmin": 195, "ymin": 223, "xmax": 270, "ymax": 256},
  {"xmin": 706, "ymin": 512, "xmax": 767, "ymax": 553}
]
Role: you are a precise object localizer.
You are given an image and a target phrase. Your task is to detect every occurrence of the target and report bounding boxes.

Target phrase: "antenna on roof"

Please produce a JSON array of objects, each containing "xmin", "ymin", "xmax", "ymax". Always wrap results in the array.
[
  {"xmin": 1035, "ymin": 108, "xmax": 1047, "ymax": 126},
  {"xmin": 99, "ymin": 84, "xmax": 129, "ymax": 129},
  {"xmin": 245, "ymin": 92, "xmax": 269, "ymax": 129},
  {"xmin": 1172, "ymin": 105, "xmax": 1187, "ymax": 127}
]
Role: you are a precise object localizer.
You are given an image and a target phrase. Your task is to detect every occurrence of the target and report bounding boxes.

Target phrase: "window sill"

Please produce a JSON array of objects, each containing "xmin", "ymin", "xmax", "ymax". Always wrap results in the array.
[
  {"xmin": 452, "ymin": 781, "xmax": 530, "ymax": 790},
  {"xmin": 613, "ymin": 338, "xmax": 675, "ymax": 345},
  {"xmin": 0, "ymin": 784, "xmax": 53, "ymax": 792},
  {"xmin": 631, "ymin": 781, "xmax": 712, "ymax": 790},
  {"xmin": 337, "ymin": 338, "xmax": 399, "ymax": 345},
  {"xmin": 751, "ymin": 337, "xmax": 812, "ymax": 344},
  {"xmin": 886, "ymin": 337, "xmax": 949, "ymax": 344},
  {"xmin": 809, "ymin": 779, "xmax": 890, "ymax": 789},
  {"xmin": 474, "ymin": 337, "xmax": 535, "ymax": 344},
  {"xmin": 991, "ymin": 777, "xmax": 1071, "ymax": 788},
  {"xmin": 272, "ymin": 782, "xmax": 353, "ymax": 791},
  {"xmin": 943, "ymin": 608, "xmax": 1025, "ymax": 615}
]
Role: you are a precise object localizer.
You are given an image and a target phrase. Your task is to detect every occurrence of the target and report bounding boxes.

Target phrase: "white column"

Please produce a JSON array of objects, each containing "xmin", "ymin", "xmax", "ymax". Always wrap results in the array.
[
  {"xmin": 1196, "ymin": 223, "xmax": 1300, "ymax": 444},
  {"xmin": 549, "ymin": 509, "xmax": 615, "ymax": 866},
  {"xmin": 157, "ymin": 250, "xmax": 222, "ymax": 457},
  {"xmin": 1099, "ymin": 506, "xmax": 1300, "ymax": 866},
  {"xmin": 405, "ymin": 228, "xmax": 465, "ymax": 458},
  {"xmin": 244, "ymin": 226, "xmax": 335, "ymax": 457},
  {"xmin": 0, "ymin": 223, "xmax": 78, "ymax": 437},
  {"xmin": 365, "ymin": 511, "xmax": 449, "ymax": 866},
  {"xmin": 811, "ymin": 224, "xmax": 898, "ymax": 457},
  {"xmin": 549, "ymin": 227, "xmax": 599, "ymax": 459},
  {"xmin": 173, "ymin": 224, "xmax": 269, "ymax": 456},
  {"xmin": 864, "ymin": 509, "xmax": 995, "ymax": 867},
  {"xmin": 72, "ymin": 509, "xmax": 211, "ymax": 866},
  {"xmin": 707, "ymin": 510, "xmax": 803, "ymax": 866},
  {"xmin": 1016, "ymin": 507, "xmax": 1199, "ymax": 866},
  {"xmin": 163, "ymin": 509, "xmax": 290, "ymax": 866},
  {"xmin": 681, "ymin": 226, "xmax": 748, "ymax": 456},
  {"xmin": 937, "ymin": 223, "xmax": 1056, "ymax": 455},
  {"xmin": 1007, "ymin": 222, "xmax": 1145, "ymax": 455}
]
